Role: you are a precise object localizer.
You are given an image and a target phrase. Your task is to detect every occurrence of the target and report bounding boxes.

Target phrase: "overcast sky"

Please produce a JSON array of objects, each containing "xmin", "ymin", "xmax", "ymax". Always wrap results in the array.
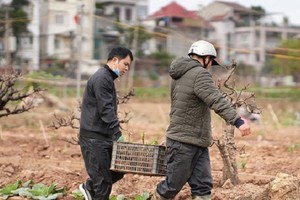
[
  {"xmin": 148, "ymin": 0, "xmax": 300, "ymax": 25},
  {"xmin": 1, "ymin": 0, "xmax": 299, "ymax": 25}
]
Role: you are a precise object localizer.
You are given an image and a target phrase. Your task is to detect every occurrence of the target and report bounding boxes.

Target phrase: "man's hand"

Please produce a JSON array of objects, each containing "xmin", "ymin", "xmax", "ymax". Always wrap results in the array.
[{"xmin": 238, "ymin": 123, "xmax": 251, "ymax": 136}]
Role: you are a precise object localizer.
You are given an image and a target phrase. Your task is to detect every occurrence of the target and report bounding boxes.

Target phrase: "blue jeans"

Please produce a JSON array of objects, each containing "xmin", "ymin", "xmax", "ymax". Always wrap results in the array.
[
  {"xmin": 79, "ymin": 135, "xmax": 124, "ymax": 200},
  {"xmin": 156, "ymin": 138, "xmax": 212, "ymax": 199}
]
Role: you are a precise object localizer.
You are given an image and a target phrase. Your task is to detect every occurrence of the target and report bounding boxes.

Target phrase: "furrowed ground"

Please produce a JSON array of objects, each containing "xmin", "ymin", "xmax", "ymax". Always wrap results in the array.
[{"xmin": 0, "ymin": 99, "xmax": 299, "ymax": 199}]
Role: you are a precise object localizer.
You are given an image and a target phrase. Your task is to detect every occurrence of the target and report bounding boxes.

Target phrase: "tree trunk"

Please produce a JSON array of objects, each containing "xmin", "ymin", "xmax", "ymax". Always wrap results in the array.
[{"xmin": 216, "ymin": 121, "xmax": 240, "ymax": 185}]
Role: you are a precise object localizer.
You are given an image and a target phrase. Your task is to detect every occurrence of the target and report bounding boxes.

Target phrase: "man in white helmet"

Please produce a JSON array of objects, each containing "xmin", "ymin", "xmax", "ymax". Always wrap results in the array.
[{"xmin": 151, "ymin": 40, "xmax": 251, "ymax": 200}]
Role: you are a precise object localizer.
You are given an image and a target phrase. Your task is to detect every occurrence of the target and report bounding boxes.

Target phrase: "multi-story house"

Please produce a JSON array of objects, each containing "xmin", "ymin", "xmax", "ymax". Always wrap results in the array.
[
  {"xmin": 143, "ymin": 1, "xmax": 214, "ymax": 58},
  {"xmin": 0, "ymin": 1, "xmax": 39, "ymax": 70},
  {"xmin": 0, "ymin": 0, "xmax": 96, "ymax": 73},
  {"xmin": 1, "ymin": 0, "xmax": 95, "ymax": 72},
  {"xmin": 93, "ymin": 0, "xmax": 148, "ymax": 60},
  {"xmin": 200, "ymin": 1, "xmax": 300, "ymax": 72},
  {"xmin": 9, "ymin": 0, "xmax": 148, "ymax": 74},
  {"xmin": 40, "ymin": 0, "xmax": 95, "ymax": 73},
  {"xmin": 96, "ymin": 0, "xmax": 147, "ymax": 23}
]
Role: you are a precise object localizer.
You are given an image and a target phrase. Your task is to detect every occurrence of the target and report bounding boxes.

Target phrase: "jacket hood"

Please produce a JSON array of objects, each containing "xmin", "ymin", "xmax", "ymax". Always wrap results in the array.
[{"xmin": 169, "ymin": 57, "xmax": 201, "ymax": 80}]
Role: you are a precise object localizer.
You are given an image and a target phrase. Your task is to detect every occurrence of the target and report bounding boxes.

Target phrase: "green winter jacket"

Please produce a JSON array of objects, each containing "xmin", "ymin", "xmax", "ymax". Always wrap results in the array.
[{"xmin": 166, "ymin": 57, "xmax": 240, "ymax": 147}]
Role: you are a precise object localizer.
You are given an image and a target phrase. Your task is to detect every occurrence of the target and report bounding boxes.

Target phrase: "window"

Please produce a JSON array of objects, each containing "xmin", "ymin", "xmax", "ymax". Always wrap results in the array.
[
  {"xmin": 21, "ymin": 37, "xmax": 32, "ymax": 48},
  {"xmin": 125, "ymin": 8, "xmax": 132, "ymax": 21},
  {"xmin": 137, "ymin": 5, "xmax": 147, "ymax": 20},
  {"xmin": 22, "ymin": 38, "xmax": 29, "ymax": 46},
  {"xmin": 55, "ymin": 12, "xmax": 65, "ymax": 25},
  {"xmin": 240, "ymin": 33, "xmax": 249, "ymax": 42},
  {"xmin": 256, "ymin": 53, "xmax": 260, "ymax": 62},
  {"xmin": 114, "ymin": 7, "xmax": 120, "ymax": 21},
  {"xmin": 54, "ymin": 38, "xmax": 60, "ymax": 49}
]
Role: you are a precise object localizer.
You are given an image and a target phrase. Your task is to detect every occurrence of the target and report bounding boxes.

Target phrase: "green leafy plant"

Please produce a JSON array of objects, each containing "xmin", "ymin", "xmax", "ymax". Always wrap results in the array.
[
  {"xmin": 0, "ymin": 180, "xmax": 23, "ymax": 199},
  {"xmin": 134, "ymin": 192, "xmax": 149, "ymax": 200},
  {"xmin": 150, "ymin": 139, "xmax": 158, "ymax": 145},
  {"xmin": 28, "ymin": 182, "xmax": 65, "ymax": 199},
  {"xmin": 287, "ymin": 143, "xmax": 300, "ymax": 153},
  {"xmin": 110, "ymin": 194, "xmax": 125, "ymax": 200},
  {"xmin": 0, "ymin": 180, "xmax": 66, "ymax": 200},
  {"xmin": 238, "ymin": 159, "xmax": 248, "ymax": 169},
  {"xmin": 109, "ymin": 192, "xmax": 149, "ymax": 200},
  {"xmin": 141, "ymin": 132, "xmax": 145, "ymax": 144},
  {"xmin": 71, "ymin": 189, "xmax": 84, "ymax": 200}
]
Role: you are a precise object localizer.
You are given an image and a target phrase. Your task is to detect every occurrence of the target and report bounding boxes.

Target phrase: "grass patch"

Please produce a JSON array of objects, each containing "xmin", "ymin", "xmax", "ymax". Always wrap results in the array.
[
  {"xmin": 133, "ymin": 87, "xmax": 170, "ymax": 102},
  {"xmin": 287, "ymin": 142, "xmax": 300, "ymax": 153},
  {"xmin": 15, "ymin": 71, "xmax": 300, "ymax": 102},
  {"xmin": 249, "ymin": 87, "xmax": 300, "ymax": 100}
]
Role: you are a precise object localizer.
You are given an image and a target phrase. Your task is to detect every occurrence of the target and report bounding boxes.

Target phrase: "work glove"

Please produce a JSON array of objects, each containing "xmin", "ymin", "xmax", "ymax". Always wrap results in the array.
[
  {"xmin": 113, "ymin": 131, "xmax": 124, "ymax": 142},
  {"xmin": 117, "ymin": 135, "xmax": 124, "ymax": 142}
]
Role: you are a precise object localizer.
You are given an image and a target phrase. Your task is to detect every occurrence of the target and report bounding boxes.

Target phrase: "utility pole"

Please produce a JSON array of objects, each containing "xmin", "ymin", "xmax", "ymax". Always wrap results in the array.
[
  {"xmin": 127, "ymin": 23, "xmax": 139, "ymax": 90},
  {"xmin": 4, "ymin": 5, "xmax": 12, "ymax": 70},
  {"xmin": 69, "ymin": 30, "xmax": 76, "ymax": 72},
  {"xmin": 30, "ymin": 0, "xmax": 40, "ymax": 70},
  {"xmin": 76, "ymin": 4, "xmax": 84, "ymax": 100}
]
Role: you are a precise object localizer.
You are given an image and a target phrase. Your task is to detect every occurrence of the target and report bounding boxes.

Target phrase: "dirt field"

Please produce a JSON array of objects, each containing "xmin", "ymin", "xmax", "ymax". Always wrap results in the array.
[{"xmin": 0, "ymin": 99, "xmax": 300, "ymax": 199}]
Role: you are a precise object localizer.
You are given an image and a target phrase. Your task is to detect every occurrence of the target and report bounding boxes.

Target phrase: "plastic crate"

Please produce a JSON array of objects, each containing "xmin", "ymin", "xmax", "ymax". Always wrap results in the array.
[{"xmin": 110, "ymin": 142, "xmax": 167, "ymax": 176}]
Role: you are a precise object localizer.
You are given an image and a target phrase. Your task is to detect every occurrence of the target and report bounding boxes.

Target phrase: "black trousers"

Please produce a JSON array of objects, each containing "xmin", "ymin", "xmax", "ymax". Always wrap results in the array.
[
  {"xmin": 79, "ymin": 135, "xmax": 124, "ymax": 200},
  {"xmin": 156, "ymin": 138, "xmax": 213, "ymax": 199}
]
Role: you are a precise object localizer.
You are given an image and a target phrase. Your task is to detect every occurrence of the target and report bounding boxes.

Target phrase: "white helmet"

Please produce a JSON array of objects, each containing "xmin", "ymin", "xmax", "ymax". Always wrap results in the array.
[
  {"xmin": 188, "ymin": 40, "xmax": 217, "ymax": 57},
  {"xmin": 188, "ymin": 40, "xmax": 219, "ymax": 65}
]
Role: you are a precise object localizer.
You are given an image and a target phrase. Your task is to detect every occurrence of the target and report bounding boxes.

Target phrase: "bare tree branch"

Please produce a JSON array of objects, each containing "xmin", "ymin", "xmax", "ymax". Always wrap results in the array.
[
  {"xmin": 0, "ymin": 71, "xmax": 43, "ymax": 118},
  {"xmin": 49, "ymin": 112, "xmax": 80, "ymax": 129},
  {"xmin": 50, "ymin": 89, "xmax": 134, "ymax": 133},
  {"xmin": 119, "ymin": 111, "xmax": 132, "ymax": 124},
  {"xmin": 60, "ymin": 136, "xmax": 80, "ymax": 145},
  {"xmin": 213, "ymin": 60, "xmax": 261, "ymax": 185},
  {"xmin": 117, "ymin": 89, "xmax": 135, "ymax": 104}
]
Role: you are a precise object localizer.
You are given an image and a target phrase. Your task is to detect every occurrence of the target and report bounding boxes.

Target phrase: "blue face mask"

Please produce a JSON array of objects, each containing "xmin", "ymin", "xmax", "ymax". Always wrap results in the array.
[
  {"xmin": 113, "ymin": 59, "xmax": 120, "ymax": 76},
  {"xmin": 113, "ymin": 68, "xmax": 119, "ymax": 76}
]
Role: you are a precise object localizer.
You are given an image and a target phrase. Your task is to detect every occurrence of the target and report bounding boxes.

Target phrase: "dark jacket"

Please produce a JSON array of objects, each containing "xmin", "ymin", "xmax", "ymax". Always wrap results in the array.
[
  {"xmin": 80, "ymin": 65, "xmax": 120, "ymax": 140},
  {"xmin": 166, "ymin": 57, "xmax": 240, "ymax": 147}
]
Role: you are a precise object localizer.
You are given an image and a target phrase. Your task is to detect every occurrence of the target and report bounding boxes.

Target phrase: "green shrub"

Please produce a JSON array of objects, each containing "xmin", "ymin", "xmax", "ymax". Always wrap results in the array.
[
  {"xmin": 134, "ymin": 87, "xmax": 169, "ymax": 101},
  {"xmin": 250, "ymin": 87, "xmax": 300, "ymax": 100}
]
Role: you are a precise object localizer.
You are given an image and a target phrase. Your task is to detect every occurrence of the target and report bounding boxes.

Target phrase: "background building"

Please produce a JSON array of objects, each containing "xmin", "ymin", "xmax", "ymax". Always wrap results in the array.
[
  {"xmin": 200, "ymin": 1, "xmax": 300, "ymax": 72},
  {"xmin": 40, "ymin": 0, "xmax": 95, "ymax": 74}
]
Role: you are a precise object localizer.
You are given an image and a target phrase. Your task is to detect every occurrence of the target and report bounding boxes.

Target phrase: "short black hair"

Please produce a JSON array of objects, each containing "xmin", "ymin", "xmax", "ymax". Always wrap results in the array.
[{"xmin": 107, "ymin": 47, "xmax": 133, "ymax": 62}]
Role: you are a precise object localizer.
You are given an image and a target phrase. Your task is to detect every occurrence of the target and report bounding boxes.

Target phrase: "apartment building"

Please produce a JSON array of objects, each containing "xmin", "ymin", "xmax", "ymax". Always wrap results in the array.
[
  {"xmin": 0, "ymin": 1, "xmax": 39, "ymax": 70},
  {"xmin": 96, "ymin": 0, "xmax": 148, "ymax": 23},
  {"xmin": 200, "ymin": 1, "xmax": 300, "ymax": 71},
  {"xmin": 0, "ymin": 0, "xmax": 95, "ymax": 71},
  {"xmin": 93, "ymin": 0, "xmax": 148, "ymax": 60},
  {"xmin": 39, "ymin": 0, "xmax": 95, "ymax": 72}
]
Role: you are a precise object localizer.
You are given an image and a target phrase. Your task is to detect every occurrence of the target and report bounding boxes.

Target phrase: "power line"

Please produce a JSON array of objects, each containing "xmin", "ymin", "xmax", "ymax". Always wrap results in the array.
[
  {"xmin": 2, "ymin": 12, "xmax": 300, "ymax": 61},
  {"xmin": 0, "ymin": 14, "xmax": 50, "ymax": 23},
  {"xmin": 271, "ymin": 47, "xmax": 300, "ymax": 53},
  {"xmin": 94, "ymin": 15, "xmax": 300, "ymax": 60},
  {"xmin": 266, "ymin": 53, "xmax": 300, "ymax": 61}
]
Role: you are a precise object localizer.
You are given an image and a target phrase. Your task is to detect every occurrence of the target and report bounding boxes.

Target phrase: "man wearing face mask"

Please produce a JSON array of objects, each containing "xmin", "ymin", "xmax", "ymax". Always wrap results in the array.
[{"xmin": 79, "ymin": 47, "xmax": 133, "ymax": 200}]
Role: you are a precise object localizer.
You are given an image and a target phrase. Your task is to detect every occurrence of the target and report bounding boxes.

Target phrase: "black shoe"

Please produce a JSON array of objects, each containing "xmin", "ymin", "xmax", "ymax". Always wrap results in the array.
[{"xmin": 79, "ymin": 183, "xmax": 92, "ymax": 200}]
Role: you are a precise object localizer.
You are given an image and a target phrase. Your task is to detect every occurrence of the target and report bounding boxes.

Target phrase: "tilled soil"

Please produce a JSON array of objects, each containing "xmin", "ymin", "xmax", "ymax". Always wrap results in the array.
[{"xmin": 0, "ymin": 101, "xmax": 299, "ymax": 199}]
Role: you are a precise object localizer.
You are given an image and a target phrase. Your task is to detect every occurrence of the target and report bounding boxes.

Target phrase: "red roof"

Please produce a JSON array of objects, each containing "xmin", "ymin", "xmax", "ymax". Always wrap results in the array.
[
  {"xmin": 210, "ymin": 13, "xmax": 229, "ymax": 21},
  {"xmin": 148, "ymin": 1, "xmax": 200, "ymax": 19}
]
